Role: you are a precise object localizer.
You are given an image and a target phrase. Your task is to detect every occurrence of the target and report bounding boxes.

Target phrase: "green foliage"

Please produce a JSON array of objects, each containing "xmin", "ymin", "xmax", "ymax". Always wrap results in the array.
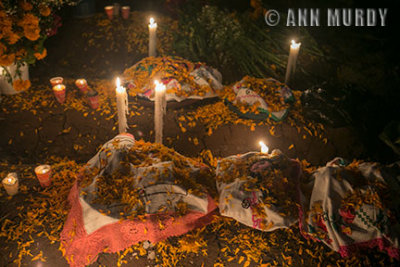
[{"xmin": 172, "ymin": 4, "xmax": 324, "ymax": 82}]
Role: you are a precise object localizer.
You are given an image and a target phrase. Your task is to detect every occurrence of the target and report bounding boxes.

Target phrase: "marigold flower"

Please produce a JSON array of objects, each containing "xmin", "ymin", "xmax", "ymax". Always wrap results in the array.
[
  {"xmin": 18, "ymin": 13, "xmax": 39, "ymax": 28},
  {"xmin": 12, "ymin": 79, "xmax": 31, "ymax": 91},
  {"xmin": 34, "ymin": 48, "xmax": 47, "ymax": 60},
  {"xmin": 0, "ymin": 53, "xmax": 15, "ymax": 66},
  {"xmin": 20, "ymin": 1, "xmax": 33, "ymax": 11},
  {"xmin": 39, "ymin": 5, "xmax": 51, "ymax": 17},
  {"xmin": 15, "ymin": 48, "xmax": 27, "ymax": 60},
  {"xmin": 6, "ymin": 32, "xmax": 21, "ymax": 44},
  {"xmin": 0, "ymin": 42, "xmax": 7, "ymax": 54},
  {"xmin": 24, "ymin": 25, "xmax": 40, "ymax": 41}
]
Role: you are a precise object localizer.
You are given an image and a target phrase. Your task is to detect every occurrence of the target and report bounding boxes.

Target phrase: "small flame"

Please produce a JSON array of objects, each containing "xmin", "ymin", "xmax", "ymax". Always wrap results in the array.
[
  {"xmin": 150, "ymin": 17, "xmax": 155, "ymax": 24},
  {"xmin": 7, "ymin": 177, "xmax": 12, "ymax": 183},
  {"xmin": 154, "ymin": 80, "xmax": 166, "ymax": 92},
  {"xmin": 259, "ymin": 141, "xmax": 269, "ymax": 154},
  {"xmin": 290, "ymin": 40, "xmax": 301, "ymax": 49},
  {"xmin": 116, "ymin": 77, "xmax": 121, "ymax": 88}
]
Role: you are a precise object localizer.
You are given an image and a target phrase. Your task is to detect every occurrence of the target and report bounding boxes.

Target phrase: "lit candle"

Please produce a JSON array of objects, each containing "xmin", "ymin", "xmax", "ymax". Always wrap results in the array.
[
  {"xmin": 75, "ymin": 79, "xmax": 88, "ymax": 94},
  {"xmin": 50, "ymin": 77, "xmax": 63, "ymax": 87},
  {"xmin": 116, "ymin": 77, "xmax": 129, "ymax": 134},
  {"xmin": 284, "ymin": 40, "xmax": 301, "ymax": 85},
  {"xmin": 148, "ymin": 17, "xmax": 157, "ymax": 57},
  {"xmin": 34, "ymin": 165, "xmax": 52, "ymax": 187},
  {"xmin": 52, "ymin": 84, "xmax": 66, "ymax": 104},
  {"xmin": 86, "ymin": 90, "xmax": 99, "ymax": 109},
  {"xmin": 259, "ymin": 141, "xmax": 269, "ymax": 154},
  {"xmin": 2, "ymin": 173, "xmax": 19, "ymax": 196},
  {"xmin": 154, "ymin": 80, "xmax": 166, "ymax": 144}
]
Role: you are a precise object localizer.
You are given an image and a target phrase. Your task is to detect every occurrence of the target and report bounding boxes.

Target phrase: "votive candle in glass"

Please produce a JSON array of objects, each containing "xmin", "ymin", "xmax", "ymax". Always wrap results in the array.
[
  {"xmin": 50, "ymin": 77, "xmax": 63, "ymax": 87},
  {"xmin": 34, "ymin": 165, "xmax": 52, "ymax": 187},
  {"xmin": 2, "ymin": 173, "xmax": 19, "ymax": 196},
  {"xmin": 53, "ymin": 84, "xmax": 66, "ymax": 104}
]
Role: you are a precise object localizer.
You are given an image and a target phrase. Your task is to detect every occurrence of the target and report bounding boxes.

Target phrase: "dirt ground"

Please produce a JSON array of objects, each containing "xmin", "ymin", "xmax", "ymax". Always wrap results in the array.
[{"xmin": 0, "ymin": 5, "xmax": 399, "ymax": 267}]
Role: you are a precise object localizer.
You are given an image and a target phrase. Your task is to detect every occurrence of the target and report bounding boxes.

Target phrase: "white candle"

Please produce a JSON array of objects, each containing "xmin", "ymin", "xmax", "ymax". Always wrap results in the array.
[
  {"xmin": 2, "ymin": 173, "xmax": 19, "ymax": 196},
  {"xmin": 148, "ymin": 17, "xmax": 157, "ymax": 57},
  {"xmin": 116, "ymin": 77, "xmax": 129, "ymax": 134},
  {"xmin": 284, "ymin": 40, "xmax": 301, "ymax": 85},
  {"xmin": 259, "ymin": 141, "xmax": 269, "ymax": 154},
  {"xmin": 154, "ymin": 80, "xmax": 166, "ymax": 144}
]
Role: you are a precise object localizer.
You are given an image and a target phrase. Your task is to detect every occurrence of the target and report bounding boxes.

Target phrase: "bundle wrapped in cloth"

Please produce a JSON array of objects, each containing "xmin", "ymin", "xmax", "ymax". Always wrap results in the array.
[
  {"xmin": 61, "ymin": 134, "xmax": 217, "ymax": 267},
  {"xmin": 216, "ymin": 150, "xmax": 301, "ymax": 231},
  {"xmin": 123, "ymin": 56, "xmax": 223, "ymax": 102},
  {"xmin": 221, "ymin": 76, "xmax": 294, "ymax": 121},
  {"xmin": 299, "ymin": 158, "xmax": 400, "ymax": 259}
]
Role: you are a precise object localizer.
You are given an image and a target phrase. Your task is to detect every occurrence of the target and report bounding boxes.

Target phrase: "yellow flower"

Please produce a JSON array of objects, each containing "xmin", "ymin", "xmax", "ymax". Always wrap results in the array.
[
  {"xmin": 34, "ymin": 48, "xmax": 47, "ymax": 60},
  {"xmin": 24, "ymin": 25, "xmax": 40, "ymax": 41},
  {"xmin": 7, "ymin": 31, "xmax": 21, "ymax": 45},
  {"xmin": 12, "ymin": 79, "xmax": 31, "ymax": 91},
  {"xmin": 17, "ymin": 14, "xmax": 40, "ymax": 41},
  {"xmin": 0, "ymin": 42, "xmax": 7, "ymax": 54},
  {"xmin": 20, "ymin": 1, "xmax": 33, "ymax": 11},
  {"xmin": 15, "ymin": 48, "xmax": 27, "ymax": 60},
  {"xmin": 18, "ymin": 13, "xmax": 39, "ymax": 27},
  {"xmin": 39, "ymin": 5, "xmax": 51, "ymax": 17},
  {"xmin": 0, "ymin": 53, "xmax": 15, "ymax": 66}
]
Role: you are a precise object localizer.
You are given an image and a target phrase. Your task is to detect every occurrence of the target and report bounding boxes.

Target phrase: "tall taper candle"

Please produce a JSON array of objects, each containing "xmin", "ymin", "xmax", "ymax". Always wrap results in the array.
[
  {"xmin": 148, "ymin": 17, "xmax": 157, "ymax": 57},
  {"xmin": 284, "ymin": 40, "xmax": 301, "ymax": 85},
  {"xmin": 116, "ymin": 77, "xmax": 129, "ymax": 133},
  {"xmin": 154, "ymin": 80, "xmax": 166, "ymax": 144}
]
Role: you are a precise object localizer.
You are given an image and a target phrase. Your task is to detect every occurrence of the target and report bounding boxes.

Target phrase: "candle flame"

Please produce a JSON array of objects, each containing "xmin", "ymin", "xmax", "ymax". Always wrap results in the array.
[
  {"xmin": 154, "ymin": 80, "xmax": 166, "ymax": 92},
  {"xmin": 259, "ymin": 141, "xmax": 269, "ymax": 154},
  {"xmin": 149, "ymin": 17, "xmax": 157, "ymax": 28},
  {"xmin": 116, "ymin": 77, "xmax": 121, "ymax": 88},
  {"xmin": 7, "ymin": 178, "xmax": 12, "ymax": 183},
  {"xmin": 290, "ymin": 40, "xmax": 301, "ymax": 49},
  {"xmin": 52, "ymin": 84, "xmax": 65, "ymax": 91}
]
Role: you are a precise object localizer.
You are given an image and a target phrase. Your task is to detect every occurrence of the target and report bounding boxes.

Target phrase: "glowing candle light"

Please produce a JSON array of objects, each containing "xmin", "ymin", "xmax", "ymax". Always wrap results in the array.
[
  {"xmin": 75, "ymin": 79, "xmax": 88, "ymax": 94},
  {"xmin": 154, "ymin": 80, "xmax": 166, "ymax": 144},
  {"xmin": 116, "ymin": 77, "xmax": 129, "ymax": 134},
  {"xmin": 50, "ymin": 77, "xmax": 63, "ymax": 87},
  {"xmin": 52, "ymin": 84, "xmax": 66, "ymax": 104},
  {"xmin": 2, "ymin": 173, "xmax": 19, "ymax": 196},
  {"xmin": 34, "ymin": 165, "xmax": 52, "ymax": 187},
  {"xmin": 259, "ymin": 141, "xmax": 269, "ymax": 154},
  {"xmin": 148, "ymin": 17, "xmax": 157, "ymax": 57},
  {"xmin": 284, "ymin": 40, "xmax": 301, "ymax": 85}
]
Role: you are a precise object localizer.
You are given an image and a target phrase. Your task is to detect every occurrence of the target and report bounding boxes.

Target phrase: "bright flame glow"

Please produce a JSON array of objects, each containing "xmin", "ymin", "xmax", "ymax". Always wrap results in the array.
[
  {"xmin": 149, "ymin": 17, "xmax": 157, "ymax": 28},
  {"xmin": 154, "ymin": 80, "xmax": 166, "ymax": 93},
  {"xmin": 259, "ymin": 141, "xmax": 269, "ymax": 154},
  {"xmin": 290, "ymin": 40, "xmax": 301, "ymax": 49},
  {"xmin": 52, "ymin": 84, "xmax": 65, "ymax": 91},
  {"xmin": 116, "ymin": 77, "xmax": 126, "ymax": 94}
]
